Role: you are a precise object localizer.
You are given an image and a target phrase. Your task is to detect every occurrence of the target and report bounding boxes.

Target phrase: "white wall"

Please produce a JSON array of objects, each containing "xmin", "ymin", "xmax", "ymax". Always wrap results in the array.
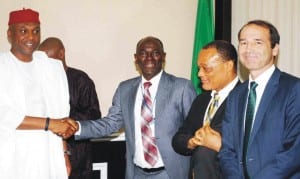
[
  {"xmin": 0, "ymin": 0, "xmax": 198, "ymax": 114},
  {"xmin": 232, "ymin": 0, "xmax": 300, "ymax": 80}
]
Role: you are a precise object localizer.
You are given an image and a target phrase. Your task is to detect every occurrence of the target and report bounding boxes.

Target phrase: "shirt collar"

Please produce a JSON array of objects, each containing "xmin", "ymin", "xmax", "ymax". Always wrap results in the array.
[
  {"xmin": 141, "ymin": 70, "xmax": 163, "ymax": 88},
  {"xmin": 211, "ymin": 76, "xmax": 239, "ymax": 99},
  {"xmin": 248, "ymin": 65, "xmax": 275, "ymax": 89}
]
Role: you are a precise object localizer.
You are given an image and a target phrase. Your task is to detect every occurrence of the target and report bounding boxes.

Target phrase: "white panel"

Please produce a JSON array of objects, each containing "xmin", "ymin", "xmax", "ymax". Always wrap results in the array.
[{"xmin": 232, "ymin": 0, "xmax": 300, "ymax": 79}]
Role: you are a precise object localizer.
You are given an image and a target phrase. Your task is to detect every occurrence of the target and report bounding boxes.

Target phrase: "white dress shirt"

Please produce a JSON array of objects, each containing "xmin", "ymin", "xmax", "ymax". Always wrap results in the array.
[
  {"xmin": 133, "ymin": 70, "xmax": 165, "ymax": 168},
  {"xmin": 245, "ymin": 65, "xmax": 275, "ymax": 130},
  {"xmin": 203, "ymin": 77, "xmax": 239, "ymax": 124}
]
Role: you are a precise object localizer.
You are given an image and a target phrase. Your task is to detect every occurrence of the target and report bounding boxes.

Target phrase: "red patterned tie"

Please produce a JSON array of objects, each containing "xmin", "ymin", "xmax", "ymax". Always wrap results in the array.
[{"xmin": 141, "ymin": 82, "xmax": 158, "ymax": 166}]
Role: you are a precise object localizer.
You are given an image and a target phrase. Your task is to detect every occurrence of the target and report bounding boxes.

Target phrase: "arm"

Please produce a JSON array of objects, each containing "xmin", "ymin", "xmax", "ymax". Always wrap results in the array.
[
  {"xmin": 172, "ymin": 81, "xmax": 197, "ymax": 155},
  {"xmin": 254, "ymin": 82, "xmax": 300, "ymax": 178},
  {"xmin": 17, "ymin": 116, "xmax": 78, "ymax": 138},
  {"xmin": 75, "ymin": 84, "xmax": 124, "ymax": 140},
  {"xmin": 219, "ymin": 94, "xmax": 243, "ymax": 178}
]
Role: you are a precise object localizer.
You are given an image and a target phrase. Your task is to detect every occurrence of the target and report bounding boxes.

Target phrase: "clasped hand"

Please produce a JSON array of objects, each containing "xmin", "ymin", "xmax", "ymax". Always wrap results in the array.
[
  {"xmin": 49, "ymin": 118, "xmax": 79, "ymax": 139},
  {"xmin": 188, "ymin": 124, "xmax": 222, "ymax": 152}
]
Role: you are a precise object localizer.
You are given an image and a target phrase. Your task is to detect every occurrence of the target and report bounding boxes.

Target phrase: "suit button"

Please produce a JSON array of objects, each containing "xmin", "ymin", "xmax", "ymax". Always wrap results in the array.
[{"xmin": 249, "ymin": 158, "xmax": 254, "ymax": 162}]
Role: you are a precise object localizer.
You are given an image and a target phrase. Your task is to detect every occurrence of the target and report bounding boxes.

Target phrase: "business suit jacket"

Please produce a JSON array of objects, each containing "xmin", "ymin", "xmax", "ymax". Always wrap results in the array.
[
  {"xmin": 76, "ymin": 71, "xmax": 197, "ymax": 179},
  {"xmin": 172, "ymin": 81, "xmax": 239, "ymax": 179},
  {"xmin": 219, "ymin": 68, "xmax": 300, "ymax": 179}
]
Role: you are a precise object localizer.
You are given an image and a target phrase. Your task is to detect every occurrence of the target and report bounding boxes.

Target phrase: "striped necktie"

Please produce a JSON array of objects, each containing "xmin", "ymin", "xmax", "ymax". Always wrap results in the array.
[
  {"xmin": 204, "ymin": 92, "xmax": 220, "ymax": 125},
  {"xmin": 141, "ymin": 82, "xmax": 158, "ymax": 166}
]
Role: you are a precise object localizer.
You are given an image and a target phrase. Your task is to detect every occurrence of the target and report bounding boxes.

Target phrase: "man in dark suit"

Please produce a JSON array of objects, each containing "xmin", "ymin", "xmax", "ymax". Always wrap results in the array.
[
  {"xmin": 172, "ymin": 40, "xmax": 239, "ymax": 179},
  {"xmin": 72, "ymin": 36, "xmax": 197, "ymax": 179},
  {"xmin": 219, "ymin": 20, "xmax": 300, "ymax": 178}
]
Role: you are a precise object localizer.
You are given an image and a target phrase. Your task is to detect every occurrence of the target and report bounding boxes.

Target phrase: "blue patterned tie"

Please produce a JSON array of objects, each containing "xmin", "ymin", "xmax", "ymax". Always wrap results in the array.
[{"xmin": 243, "ymin": 81, "xmax": 258, "ymax": 179}]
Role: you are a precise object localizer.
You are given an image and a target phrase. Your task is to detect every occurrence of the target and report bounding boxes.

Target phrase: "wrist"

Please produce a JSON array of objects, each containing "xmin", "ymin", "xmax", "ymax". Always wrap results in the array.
[{"xmin": 44, "ymin": 117, "xmax": 50, "ymax": 131}]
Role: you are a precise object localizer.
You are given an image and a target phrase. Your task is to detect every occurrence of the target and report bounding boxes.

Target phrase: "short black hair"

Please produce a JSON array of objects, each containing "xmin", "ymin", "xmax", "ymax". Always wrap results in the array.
[
  {"xmin": 238, "ymin": 20, "xmax": 280, "ymax": 48},
  {"xmin": 202, "ymin": 40, "xmax": 238, "ymax": 71},
  {"xmin": 136, "ymin": 36, "xmax": 164, "ymax": 52}
]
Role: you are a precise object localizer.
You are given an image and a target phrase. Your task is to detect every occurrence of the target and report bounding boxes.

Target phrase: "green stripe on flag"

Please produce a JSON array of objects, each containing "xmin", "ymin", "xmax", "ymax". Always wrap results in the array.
[{"xmin": 191, "ymin": 0, "xmax": 215, "ymax": 94}]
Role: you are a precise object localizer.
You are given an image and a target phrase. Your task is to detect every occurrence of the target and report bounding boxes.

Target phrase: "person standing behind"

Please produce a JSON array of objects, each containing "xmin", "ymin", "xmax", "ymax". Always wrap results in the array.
[
  {"xmin": 70, "ymin": 36, "xmax": 197, "ymax": 179},
  {"xmin": 0, "ymin": 8, "xmax": 78, "ymax": 179},
  {"xmin": 219, "ymin": 20, "xmax": 300, "ymax": 178},
  {"xmin": 39, "ymin": 37, "xmax": 102, "ymax": 179},
  {"xmin": 172, "ymin": 40, "xmax": 239, "ymax": 179}
]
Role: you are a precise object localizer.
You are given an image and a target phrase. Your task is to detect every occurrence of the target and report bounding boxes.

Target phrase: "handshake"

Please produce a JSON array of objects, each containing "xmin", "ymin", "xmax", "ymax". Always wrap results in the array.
[{"xmin": 48, "ymin": 118, "xmax": 79, "ymax": 139}]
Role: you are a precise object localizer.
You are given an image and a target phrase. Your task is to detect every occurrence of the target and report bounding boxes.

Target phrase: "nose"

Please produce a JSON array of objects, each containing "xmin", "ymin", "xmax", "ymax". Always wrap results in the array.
[
  {"xmin": 26, "ymin": 31, "xmax": 35, "ymax": 40},
  {"xmin": 198, "ymin": 67, "xmax": 204, "ymax": 78},
  {"xmin": 245, "ymin": 42, "xmax": 255, "ymax": 52}
]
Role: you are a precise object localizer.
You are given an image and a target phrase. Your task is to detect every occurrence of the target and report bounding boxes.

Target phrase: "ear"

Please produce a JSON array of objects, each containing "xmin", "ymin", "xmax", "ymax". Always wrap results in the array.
[
  {"xmin": 225, "ymin": 60, "xmax": 234, "ymax": 72},
  {"xmin": 7, "ymin": 29, "xmax": 12, "ymax": 44},
  {"xmin": 58, "ymin": 49, "xmax": 65, "ymax": 59},
  {"xmin": 162, "ymin": 52, "xmax": 166, "ymax": 62},
  {"xmin": 134, "ymin": 54, "xmax": 138, "ymax": 63},
  {"xmin": 272, "ymin": 44, "xmax": 279, "ymax": 57}
]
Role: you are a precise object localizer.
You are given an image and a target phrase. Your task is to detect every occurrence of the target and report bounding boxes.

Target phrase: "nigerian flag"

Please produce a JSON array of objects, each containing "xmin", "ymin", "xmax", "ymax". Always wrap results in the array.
[{"xmin": 191, "ymin": 0, "xmax": 215, "ymax": 94}]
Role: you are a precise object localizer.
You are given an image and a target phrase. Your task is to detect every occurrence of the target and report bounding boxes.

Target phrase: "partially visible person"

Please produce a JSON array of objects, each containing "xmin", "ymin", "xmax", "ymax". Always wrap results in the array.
[
  {"xmin": 172, "ymin": 40, "xmax": 239, "ymax": 179},
  {"xmin": 39, "ymin": 37, "xmax": 102, "ymax": 179},
  {"xmin": 0, "ymin": 8, "xmax": 77, "ymax": 179},
  {"xmin": 68, "ymin": 36, "xmax": 197, "ymax": 179},
  {"xmin": 219, "ymin": 20, "xmax": 300, "ymax": 178}
]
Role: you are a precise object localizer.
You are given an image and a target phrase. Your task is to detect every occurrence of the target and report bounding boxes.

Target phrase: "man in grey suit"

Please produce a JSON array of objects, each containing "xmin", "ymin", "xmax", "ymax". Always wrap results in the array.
[{"xmin": 73, "ymin": 36, "xmax": 197, "ymax": 179}]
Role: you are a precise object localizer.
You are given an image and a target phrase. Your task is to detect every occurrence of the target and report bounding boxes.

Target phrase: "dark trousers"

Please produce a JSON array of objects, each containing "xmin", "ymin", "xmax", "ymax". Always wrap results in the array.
[{"xmin": 189, "ymin": 146, "xmax": 222, "ymax": 179}]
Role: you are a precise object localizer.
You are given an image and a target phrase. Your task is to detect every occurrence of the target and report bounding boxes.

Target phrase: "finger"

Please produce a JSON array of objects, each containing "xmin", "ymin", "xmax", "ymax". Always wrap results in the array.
[
  {"xmin": 192, "ymin": 137, "xmax": 202, "ymax": 146},
  {"xmin": 195, "ymin": 128, "xmax": 204, "ymax": 136}
]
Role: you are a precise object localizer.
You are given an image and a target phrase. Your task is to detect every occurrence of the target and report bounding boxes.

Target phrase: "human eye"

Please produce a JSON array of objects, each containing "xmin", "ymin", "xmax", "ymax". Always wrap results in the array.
[
  {"xmin": 255, "ymin": 40, "xmax": 263, "ymax": 45},
  {"xmin": 239, "ymin": 40, "xmax": 247, "ymax": 46},
  {"xmin": 138, "ymin": 51, "xmax": 147, "ymax": 57},
  {"xmin": 152, "ymin": 50, "xmax": 161, "ymax": 58},
  {"xmin": 19, "ymin": 28, "xmax": 26, "ymax": 34},
  {"xmin": 33, "ymin": 28, "xmax": 40, "ymax": 34},
  {"xmin": 200, "ymin": 66, "xmax": 213, "ymax": 73}
]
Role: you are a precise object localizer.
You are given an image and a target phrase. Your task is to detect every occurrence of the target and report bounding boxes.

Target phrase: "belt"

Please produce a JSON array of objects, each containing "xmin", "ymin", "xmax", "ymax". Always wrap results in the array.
[{"xmin": 136, "ymin": 166, "xmax": 165, "ymax": 173}]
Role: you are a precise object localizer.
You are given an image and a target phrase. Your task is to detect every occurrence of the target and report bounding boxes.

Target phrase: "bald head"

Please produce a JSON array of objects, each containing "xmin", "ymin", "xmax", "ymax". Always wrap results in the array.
[{"xmin": 39, "ymin": 37, "xmax": 67, "ymax": 69}]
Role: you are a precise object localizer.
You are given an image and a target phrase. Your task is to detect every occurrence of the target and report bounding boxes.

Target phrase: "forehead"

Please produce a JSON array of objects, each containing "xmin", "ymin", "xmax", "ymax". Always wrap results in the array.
[
  {"xmin": 240, "ymin": 24, "xmax": 270, "ymax": 40},
  {"xmin": 137, "ymin": 39, "xmax": 162, "ymax": 51},
  {"xmin": 198, "ymin": 48, "xmax": 219, "ymax": 64},
  {"xmin": 10, "ymin": 22, "xmax": 40, "ymax": 29}
]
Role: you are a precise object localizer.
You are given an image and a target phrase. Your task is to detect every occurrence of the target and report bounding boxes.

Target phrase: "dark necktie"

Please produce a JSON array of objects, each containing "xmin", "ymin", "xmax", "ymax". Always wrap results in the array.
[
  {"xmin": 141, "ymin": 82, "xmax": 158, "ymax": 166},
  {"xmin": 204, "ymin": 92, "xmax": 220, "ymax": 125},
  {"xmin": 243, "ymin": 81, "xmax": 258, "ymax": 179}
]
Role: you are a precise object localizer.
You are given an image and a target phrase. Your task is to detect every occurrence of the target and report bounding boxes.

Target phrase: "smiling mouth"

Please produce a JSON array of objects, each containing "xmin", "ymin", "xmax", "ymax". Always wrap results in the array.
[{"xmin": 144, "ymin": 63, "xmax": 154, "ymax": 68}]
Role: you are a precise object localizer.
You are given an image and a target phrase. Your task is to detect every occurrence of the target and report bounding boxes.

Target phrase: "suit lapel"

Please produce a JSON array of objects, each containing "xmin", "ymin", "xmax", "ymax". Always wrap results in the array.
[
  {"xmin": 154, "ymin": 72, "xmax": 169, "ymax": 121},
  {"xmin": 127, "ymin": 77, "xmax": 141, "ymax": 147},
  {"xmin": 238, "ymin": 83, "xmax": 249, "ymax": 151},
  {"xmin": 249, "ymin": 69, "xmax": 280, "ymax": 145}
]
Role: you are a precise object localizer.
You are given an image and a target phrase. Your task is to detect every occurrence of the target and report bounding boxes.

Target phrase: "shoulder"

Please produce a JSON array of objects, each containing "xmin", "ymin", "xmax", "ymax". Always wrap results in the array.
[
  {"xmin": 33, "ymin": 51, "xmax": 64, "ymax": 69},
  {"xmin": 279, "ymin": 71, "xmax": 300, "ymax": 85},
  {"xmin": 67, "ymin": 67, "xmax": 92, "ymax": 81},
  {"xmin": 0, "ymin": 52, "xmax": 11, "ymax": 65},
  {"xmin": 192, "ymin": 91, "xmax": 211, "ymax": 104},
  {"xmin": 113, "ymin": 76, "xmax": 140, "ymax": 91},
  {"xmin": 162, "ymin": 72, "xmax": 194, "ymax": 87}
]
